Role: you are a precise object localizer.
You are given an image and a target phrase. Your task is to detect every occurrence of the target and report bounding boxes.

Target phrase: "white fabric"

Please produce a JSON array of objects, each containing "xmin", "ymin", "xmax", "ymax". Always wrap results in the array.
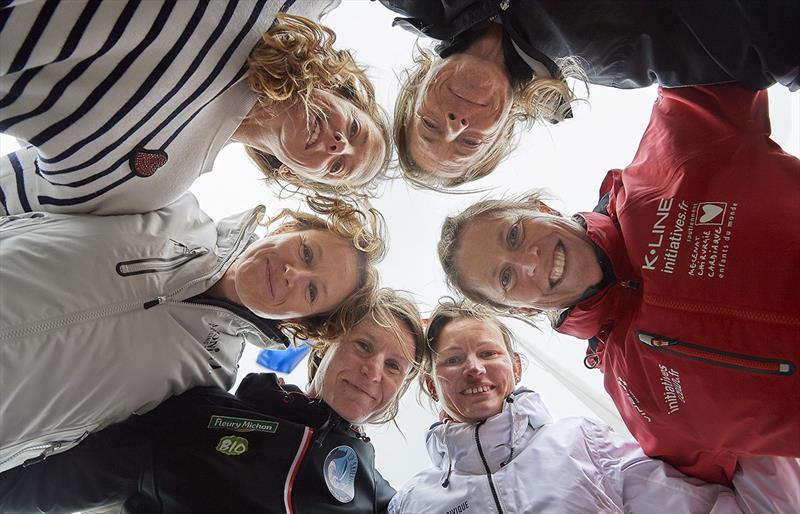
[
  {"xmin": 0, "ymin": 0, "xmax": 339, "ymax": 215},
  {"xmin": 0, "ymin": 193, "xmax": 286, "ymax": 472},
  {"xmin": 390, "ymin": 388, "xmax": 800, "ymax": 514}
]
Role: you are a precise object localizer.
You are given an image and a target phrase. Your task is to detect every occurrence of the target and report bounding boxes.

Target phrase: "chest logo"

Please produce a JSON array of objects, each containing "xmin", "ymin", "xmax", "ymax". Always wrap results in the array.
[
  {"xmin": 130, "ymin": 148, "xmax": 168, "ymax": 177},
  {"xmin": 216, "ymin": 435, "xmax": 249, "ymax": 456},
  {"xmin": 208, "ymin": 415, "xmax": 278, "ymax": 433},
  {"xmin": 324, "ymin": 445, "xmax": 358, "ymax": 503}
]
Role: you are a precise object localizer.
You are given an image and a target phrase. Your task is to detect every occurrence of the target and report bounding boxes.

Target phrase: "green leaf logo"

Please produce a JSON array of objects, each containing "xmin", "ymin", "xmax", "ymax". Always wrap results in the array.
[{"xmin": 216, "ymin": 435, "xmax": 249, "ymax": 456}]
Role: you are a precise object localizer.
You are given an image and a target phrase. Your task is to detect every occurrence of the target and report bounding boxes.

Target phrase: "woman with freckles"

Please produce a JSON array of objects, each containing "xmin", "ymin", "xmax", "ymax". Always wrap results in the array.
[
  {"xmin": 437, "ymin": 84, "xmax": 800, "ymax": 486},
  {"xmin": 0, "ymin": 289, "xmax": 426, "ymax": 513},
  {"xmin": 0, "ymin": 192, "xmax": 385, "ymax": 473},
  {"xmin": 388, "ymin": 301, "xmax": 800, "ymax": 514}
]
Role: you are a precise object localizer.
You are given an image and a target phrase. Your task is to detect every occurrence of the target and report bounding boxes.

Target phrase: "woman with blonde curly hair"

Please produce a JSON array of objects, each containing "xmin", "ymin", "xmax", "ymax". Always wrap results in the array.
[
  {"xmin": 0, "ymin": 190, "xmax": 387, "ymax": 473},
  {"xmin": 0, "ymin": 1, "xmax": 390, "ymax": 215},
  {"xmin": 0, "ymin": 289, "xmax": 427, "ymax": 513},
  {"xmin": 378, "ymin": 0, "xmax": 798, "ymax": 187}
]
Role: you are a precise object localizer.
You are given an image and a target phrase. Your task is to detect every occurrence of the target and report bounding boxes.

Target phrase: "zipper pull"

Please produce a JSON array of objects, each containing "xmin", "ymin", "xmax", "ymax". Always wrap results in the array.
[
  {"xmin": 143, "ymin": 296, "xmax": 166, "ymax": 309},
  {"xmin": 620, "ymin": 280, "xmax": 640, "ymax": 289}
]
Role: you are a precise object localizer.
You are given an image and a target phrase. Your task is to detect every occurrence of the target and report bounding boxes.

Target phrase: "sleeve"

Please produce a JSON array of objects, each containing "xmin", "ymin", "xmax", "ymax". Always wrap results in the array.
[
  {"xmin": 0, "ymin": 145, "xmax": 39, "ymax": 215},
  {"xmin": 375, "ymin": 468, "xmax": 397, "ymax": 514},
  {"xmin": 587, "ymin": 420, "xmax": 743, "ymax": 514},
  {"xmin": 732, "ymin": 456, "xmax": 800, "ymax": 514}
]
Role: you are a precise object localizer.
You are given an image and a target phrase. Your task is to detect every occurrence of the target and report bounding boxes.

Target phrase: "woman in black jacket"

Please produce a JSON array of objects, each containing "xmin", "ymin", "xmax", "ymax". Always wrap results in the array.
[{"xmin": 0, "ymin": 288, "xmax": 425, "ymax": 514}]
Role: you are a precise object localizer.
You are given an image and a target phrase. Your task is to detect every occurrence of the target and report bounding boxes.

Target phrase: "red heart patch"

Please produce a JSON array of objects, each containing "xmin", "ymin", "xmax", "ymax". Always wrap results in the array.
[{"xmin": 130, "ymin": 149, "xmax": 168, "ymax": 177}]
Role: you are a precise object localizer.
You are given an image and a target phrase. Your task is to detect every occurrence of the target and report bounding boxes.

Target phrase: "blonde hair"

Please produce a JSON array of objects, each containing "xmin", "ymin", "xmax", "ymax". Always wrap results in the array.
[
  {"xmin": 245, "ymin": 14, "xmax": 391, "ymax": 196},
  {"xmin": 268, "ymin": 194, "xmax": 387, "ymax": 342},
  {"xmin": 306, "ymin": 288, "xmax": 426, "ymax": 425},
  {"xmin": 438, "ymin": 190, "xmax": 562, "ymax": 314},
  {"xmin": 395, "ymin": 45, "xmax": 585, "ymax": 188}
]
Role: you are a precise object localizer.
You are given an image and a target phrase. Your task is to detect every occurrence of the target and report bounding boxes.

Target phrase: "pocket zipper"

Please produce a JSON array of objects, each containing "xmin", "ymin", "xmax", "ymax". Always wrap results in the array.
[
  {"xmin": 638, "ymin": 332, "xmax": 795, "ymax": 375},
  {"xmin": 116, "ymin": 246, "xmax": 208, "ymax": 276}
]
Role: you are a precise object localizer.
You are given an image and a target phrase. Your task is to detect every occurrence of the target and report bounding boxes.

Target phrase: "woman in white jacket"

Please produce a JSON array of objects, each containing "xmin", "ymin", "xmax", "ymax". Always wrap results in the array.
[
  {"xmin": 389, "ymin": 300, "xmax": 800, "ymax": 514},
  {"xmin": 0, "ymin": 192, "xmax": 385, "ymax": 473}
]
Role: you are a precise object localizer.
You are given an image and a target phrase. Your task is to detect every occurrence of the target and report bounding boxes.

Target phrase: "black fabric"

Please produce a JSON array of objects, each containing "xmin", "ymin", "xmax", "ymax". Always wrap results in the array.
[
  {"xmin": 0, "ymin": 374, "xmax": 394, "ymax": 514},
  {"xmin": 379, "ymin": 0, "xmax": 800, "ymax": 91}
]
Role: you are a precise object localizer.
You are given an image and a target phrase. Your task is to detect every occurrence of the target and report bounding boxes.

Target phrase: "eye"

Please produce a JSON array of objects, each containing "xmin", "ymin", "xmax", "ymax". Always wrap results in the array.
[
  {"xmin": 500, "ymin": 266, "xmax": 513, "ymax": 290},
  {"xmin": 421, "ymin": 116, "xmax": 438, "ymax": 130},
  {"xmin": 507, "ymin": 223, "xmax": 520, "ymax": 248},
  {"xmin": 386, "ymin": 359, "xmax": 402, "ymax": 374},
  {"xmin": 355, "ymin": 340, "xmax": 370, "ymax": 353},
  {"xmin": 442, "ymin": 355, "xmax": 461, "ymax": 366},
  {"xmin": 307, "ymin": 284, "xmax": 317, "ymax": 303},
  {"xmin": 462, "ymin": 137, "xmax": 481, "ymax": 148},
  {"xmin": 350, "ymin": 119, "xmax": 358, "ymax": 137},
  {"xmin": 301, "ymin": 243, "xmax": 313, "ymax": 264},
  {"xmin": 331, "ymin": 158, "xmax": 344, "ymax": 175},
  {"xmin": 480, "ymin": 350, "xmax": 499, "ymax": 358}
]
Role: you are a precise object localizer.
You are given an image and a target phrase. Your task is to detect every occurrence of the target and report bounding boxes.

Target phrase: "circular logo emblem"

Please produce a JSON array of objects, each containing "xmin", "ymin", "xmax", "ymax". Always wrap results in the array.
[{"xmin": 323, "ymin": 445, "xmax": 358, "ymax": 503}]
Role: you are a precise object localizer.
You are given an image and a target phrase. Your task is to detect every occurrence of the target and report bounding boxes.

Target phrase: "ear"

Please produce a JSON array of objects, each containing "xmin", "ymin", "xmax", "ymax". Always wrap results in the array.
[
  {"xmin": 277, "ymin": 164, "xmax": 294, "ymax": 177},
  {"xmin": 512, "ymin": 352, "xmax": 523, "ymax": 384},
  {"xmin": 507, "ymin": 306, "xmax": 541, "ymax": 317},
  {"xmin": 536, "ymin": 201, "xmax": 562, "ymax": 217},
  {"xmin": 425, "ymin": 376, "xmax": 439, "ymax": 402}
]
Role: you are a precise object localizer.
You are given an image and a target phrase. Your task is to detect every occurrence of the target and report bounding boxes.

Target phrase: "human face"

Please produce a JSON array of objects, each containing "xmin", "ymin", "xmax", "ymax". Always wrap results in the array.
[
  {"xmin": 318, "ymin": 317, "xmax": 416, "ymax": 424},
  {"xmin": 408, "ymin": 54, "xmax": 513, "ymax": 179},
  {"xmin": 270, "ymin": 90, "xmax": 385, "ymax": 187},
  {"xmin": 232, "ymin": 229, "xmax": 359, "ymax": 319},
  {"xmin": 432, "ymin": 318, "xmax": 517, "ymax": 423},
  {"xmin": 456, "ymin": 212, "xmax": 603, "ymax": 310}
]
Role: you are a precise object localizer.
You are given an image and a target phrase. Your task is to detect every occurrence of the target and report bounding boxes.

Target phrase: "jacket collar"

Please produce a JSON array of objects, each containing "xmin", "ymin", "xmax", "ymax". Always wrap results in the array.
[
  {"xmin": 186, "ymin": 294, "xmax": 289, "ymax": 347},
  {"xmin": 425, "ymin": 388, "xmax": 552, "ymax": 475}
]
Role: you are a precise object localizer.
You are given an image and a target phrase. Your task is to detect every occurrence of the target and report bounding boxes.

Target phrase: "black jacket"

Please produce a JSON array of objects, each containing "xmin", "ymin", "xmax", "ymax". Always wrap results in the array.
[
  {"xmin": 0, "ymin": 374, "xmax": 395, "ymax": 514},
  {"xmin": 378, "ymin": 0, "xmax": 799, "ymax": 91}
]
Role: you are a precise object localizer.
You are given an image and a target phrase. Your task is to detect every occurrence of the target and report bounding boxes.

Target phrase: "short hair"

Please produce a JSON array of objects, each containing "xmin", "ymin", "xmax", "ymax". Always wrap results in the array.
[
  {"xmin": 244, "ymin": 14, "xmax": 391, "ymax": 196},
  {"xmin": 268, "ymin": 194, "xmax": 387, "ymax": 343},
  {"xmin": 306, "ymin": 288, "xmax": 426, "ymax": 425},
  {"xmin": 437, "ymin": 190, "xmax": 556, "ymax": 312},
  {"xmin": 394, "ymin": 45, "xmax": 585, "ymax": 189}
]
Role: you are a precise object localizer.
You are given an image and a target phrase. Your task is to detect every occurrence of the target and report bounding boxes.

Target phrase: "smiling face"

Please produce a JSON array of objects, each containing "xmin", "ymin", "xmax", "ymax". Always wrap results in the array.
[
  {"xmin": 431, "ymin": 318, "xmax": 518, "ymax": 423},
  {"xmin": 407, "ymin": 53, "xmax": 513, "ymax": 179},
  {"xmin": 318, "ymin": 317, "xmax": 416, "ymax": 424},
  {"xmin": 455, "ymin": 212, "xmax": 603, "ymax": 310},
  {"xmin": 268, "ymin": 89, "xmax": 386, "ymax": 187},
  {"xmin": 231, "ymin": 228, "xmax": 360, "ymax": 320}
]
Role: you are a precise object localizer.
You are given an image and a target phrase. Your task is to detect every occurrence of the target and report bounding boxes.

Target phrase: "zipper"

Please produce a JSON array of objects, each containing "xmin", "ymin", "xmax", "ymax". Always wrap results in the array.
[
  {"xmin": 116, "ymin": 246, "xmax": 208, "ymax": 276},
  {"xmin": 644, "ymin": 293, "xmax": 800, "ymax": 327},
  {"xmin": 638, "ymin": 332, "xmax": 795, "ymax": 376},
  {"xmin": 0, "ymin": 431, "xmax": 89, "ymax": 468},
  {"xmin": 284, "ymin": 427, "xmax": 314, "ymax": 514},
  {"xmin": 475, "ymin": 421, "xmax": 504, "ymax": 514}
]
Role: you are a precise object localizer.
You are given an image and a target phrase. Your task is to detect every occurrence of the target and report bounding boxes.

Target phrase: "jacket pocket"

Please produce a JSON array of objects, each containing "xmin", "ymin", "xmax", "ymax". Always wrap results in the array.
[
  {"xmin": 116, "ymin": 244, "xmax": 208, "ymax": 277},
  {"xmin": 637, "ymin": 332, "xmax": 795, "ymax": 376}
]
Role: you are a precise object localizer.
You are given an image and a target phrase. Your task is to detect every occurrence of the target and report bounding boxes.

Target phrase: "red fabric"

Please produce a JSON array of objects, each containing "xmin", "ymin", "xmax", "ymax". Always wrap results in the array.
[{"xmin": 560, "ymin": 85, "xmax": 800, "ymax": 486}]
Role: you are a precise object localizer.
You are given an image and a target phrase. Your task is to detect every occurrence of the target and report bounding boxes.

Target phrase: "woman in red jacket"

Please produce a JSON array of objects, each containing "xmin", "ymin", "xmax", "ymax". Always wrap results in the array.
[{"xmin": 436, "ymin": 84, "xmax": 800, "ymax": 485}]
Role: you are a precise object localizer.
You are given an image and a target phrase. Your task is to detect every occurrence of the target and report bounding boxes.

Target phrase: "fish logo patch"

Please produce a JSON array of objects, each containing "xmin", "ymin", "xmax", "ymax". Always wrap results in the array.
[{"xmin": 324, "ymin": 445, "xmax": 358, "ymax": 503}]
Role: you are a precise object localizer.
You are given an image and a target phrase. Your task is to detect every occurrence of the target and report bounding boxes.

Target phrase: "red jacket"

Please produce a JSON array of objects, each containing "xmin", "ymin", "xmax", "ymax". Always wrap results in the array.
[{"xmin": 558, "ymin": 85, "xmax": 800, "ymax": 486}]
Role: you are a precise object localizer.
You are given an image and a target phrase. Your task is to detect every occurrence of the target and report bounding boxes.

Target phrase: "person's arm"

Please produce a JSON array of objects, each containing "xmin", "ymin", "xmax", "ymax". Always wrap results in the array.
[
  {"xmin": 0, "ymin": 145, "xmax": 39, "ymax": 215},
  {"xmin": 732, "ymin": 456, "xmax": 800, "ymax": 513},
  {"xmin": 374, "ymin": 468, "xmax": 397, "ymax": 514}
]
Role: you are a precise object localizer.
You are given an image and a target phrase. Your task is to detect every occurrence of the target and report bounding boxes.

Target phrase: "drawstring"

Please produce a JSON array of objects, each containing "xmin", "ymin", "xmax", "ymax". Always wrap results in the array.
[
  {"xmin": 440, "ymin": 424, "xmax": 453, "ymax": 488},
  {"xmin": 500, "ymin": 394, "xmax": 517, "ymax": 467}
]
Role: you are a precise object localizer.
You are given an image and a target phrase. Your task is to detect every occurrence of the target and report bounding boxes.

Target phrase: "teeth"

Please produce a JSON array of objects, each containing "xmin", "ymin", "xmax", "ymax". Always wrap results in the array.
[
  {"xmin": 308, "ymin": 118, "xmax": 320, "ymax": 146},
  {"xmin": 550, "ymin": 244, "xmax": 565, "ymax": 284},
  {"xmin": 463, "ymin": 385, "xmax": 492, "ymax": 395}
]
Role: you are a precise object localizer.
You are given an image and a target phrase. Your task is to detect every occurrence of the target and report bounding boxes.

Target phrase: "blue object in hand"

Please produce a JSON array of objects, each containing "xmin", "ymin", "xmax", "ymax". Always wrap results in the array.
[{"xmin": 256, "ymin": 342, "xmax": 311, "ymax": 373}]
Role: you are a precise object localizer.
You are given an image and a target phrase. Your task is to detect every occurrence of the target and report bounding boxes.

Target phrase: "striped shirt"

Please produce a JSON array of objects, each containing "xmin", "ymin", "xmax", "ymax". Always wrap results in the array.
[{"xmin": 0, "ymin": 0, "xmax": 339, "ymax": 215}]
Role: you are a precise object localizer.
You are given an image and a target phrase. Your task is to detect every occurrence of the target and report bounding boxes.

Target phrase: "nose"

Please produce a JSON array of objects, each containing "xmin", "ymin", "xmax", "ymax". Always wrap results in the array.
[
  {"xmin": 519, "ymin": 246, "xmax": 540, "ymax": 278},
  {"xmin": 444, "ymin": 111, "xmax": 469, "ymax": 142},
  {"xmin": 326, "ymin": 131, "xmax": 349, "ymax": 154},
  {"xmin": 283, "ymin": 263, "xmax": 310, "ymax": 287},
  {"xmin": 463, "ymin": 355, "xmax": 486, "ymax": 376},
  {"xmin": 361, "ymin": 357, "xmax": 381, "ymax": 382}
]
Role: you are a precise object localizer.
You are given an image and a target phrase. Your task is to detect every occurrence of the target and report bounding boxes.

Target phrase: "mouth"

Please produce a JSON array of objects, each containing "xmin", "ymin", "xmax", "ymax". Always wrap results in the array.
[
  {"xmin": 265, "ymin": 259, "xmax": 274, "ymax": 299},
  {"xmin": 305, "ymin": 115, "xmax": 321, "ymax": 149},
  {"xmin": 549, "ymin": 241, "xmax": 566, "ymax": 288},
  {"xmin": 344, "ymin": 379, "xmax": 376, "ymax": 401},
  {"xmin": 448, "ymin": 86, "xmax": 488, "ymax": 107},
  {"xmin": 460, "ymin": 385, "xmax": 494, "ymax": 395}
]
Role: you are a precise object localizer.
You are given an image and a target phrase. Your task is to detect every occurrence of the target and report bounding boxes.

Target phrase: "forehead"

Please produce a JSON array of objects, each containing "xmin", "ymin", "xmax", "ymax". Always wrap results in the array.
[
  {"xmin": 349, "ymin": 315, "xmax": 415, "ymax": 358},
  {"xmin": 436, "ymin": 317, "xmax": 506, "ymax": 351}
]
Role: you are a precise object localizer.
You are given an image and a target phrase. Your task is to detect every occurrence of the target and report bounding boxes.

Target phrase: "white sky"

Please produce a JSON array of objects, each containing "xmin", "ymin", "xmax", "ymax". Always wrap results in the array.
[{"xmin": 1, "ymin": 0, "xmax": 798, "ymax": 488}]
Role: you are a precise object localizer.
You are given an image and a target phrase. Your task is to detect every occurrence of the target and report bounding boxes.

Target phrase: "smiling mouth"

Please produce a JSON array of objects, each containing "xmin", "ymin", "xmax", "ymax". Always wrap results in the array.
[
  {"xmin": 460, "ymin": 385, "xmax": 494, "ymax": 395},
  {"xmin": 306, "ymin": 116, "xmax": 321, "ymax": 149},
  {"xmin": 549, "ymin": 241, "xmax": 566, "ymax": 288},
  {"xmin": 344, "ymin": 379, "xmax": 376, "ymax": 401}
]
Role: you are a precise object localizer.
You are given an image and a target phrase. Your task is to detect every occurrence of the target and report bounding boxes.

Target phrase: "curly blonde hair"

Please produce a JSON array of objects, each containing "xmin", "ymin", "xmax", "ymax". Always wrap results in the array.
[
  {"xmin": 395, "ymin": 45, "xmax": 585, "ymax": 189},
  {"xmin": 306, "ymin": 288, "xmax": 426, "ymax": 425},
  {"xmin": 267, "ymin": 194, "xmax": 388, "ymax": 342},
  {"xmin": 245, "ymin": 14, "xmax": 391, "ymax": 196}
]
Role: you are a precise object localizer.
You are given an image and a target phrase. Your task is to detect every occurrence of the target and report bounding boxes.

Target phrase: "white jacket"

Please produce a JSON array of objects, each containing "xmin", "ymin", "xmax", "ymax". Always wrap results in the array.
[
  {"xmin": 0, "ymin": 193, "xmax": 288, "ymax": 472},
  {"xmin": 390, "ymin": 388, "xmax": 800, "ymax": 514}
]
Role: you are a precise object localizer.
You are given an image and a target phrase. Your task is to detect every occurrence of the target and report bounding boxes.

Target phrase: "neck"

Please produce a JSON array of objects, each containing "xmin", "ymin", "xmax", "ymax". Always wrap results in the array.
[
  {"xmin": 463, "ymin": 24, "xmax": 507, "ymax": 67},
  {"xmin": 229, "ymin": 99, "xmax": 293, "ymax": 153},
  {"xmin": 207, "ymin": 264, "xmax": 241, "ymax": 304}
]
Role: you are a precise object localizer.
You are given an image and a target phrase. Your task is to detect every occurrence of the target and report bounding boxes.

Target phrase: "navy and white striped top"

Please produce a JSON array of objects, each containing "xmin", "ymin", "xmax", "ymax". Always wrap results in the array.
[{"xmin": 0, "ymin": 0, "xmax": 339, "ymax": 215}]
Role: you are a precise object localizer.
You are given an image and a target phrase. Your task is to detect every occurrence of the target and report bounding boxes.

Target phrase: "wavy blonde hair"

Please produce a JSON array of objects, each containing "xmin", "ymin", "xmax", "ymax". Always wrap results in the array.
[
  {"xmin": 245, "ymin": 14, "xmax": 391, "ymax": 196},
  {"xmin": 306, "ymin": 288, "xmax": 426, "ymax": 425},
  {"xmin": 267, "ymin": 194, "xmax": 387, "ymax": 342},
  {"xmin": 395, "ymin": 45, "xmax": 585, "ymax": 189}
]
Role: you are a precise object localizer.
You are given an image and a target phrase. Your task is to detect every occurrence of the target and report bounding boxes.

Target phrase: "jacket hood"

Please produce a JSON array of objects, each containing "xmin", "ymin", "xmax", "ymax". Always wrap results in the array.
[{"xmin": 425, "ymin": 388, "xmax": 552, "ymax": 475}]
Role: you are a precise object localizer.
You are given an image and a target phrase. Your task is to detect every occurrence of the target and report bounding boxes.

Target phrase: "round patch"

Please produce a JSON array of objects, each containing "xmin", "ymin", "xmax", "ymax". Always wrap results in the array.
[{"xmin": 323, "ymin": 445, "xmax": 358, "ymax": 503}]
